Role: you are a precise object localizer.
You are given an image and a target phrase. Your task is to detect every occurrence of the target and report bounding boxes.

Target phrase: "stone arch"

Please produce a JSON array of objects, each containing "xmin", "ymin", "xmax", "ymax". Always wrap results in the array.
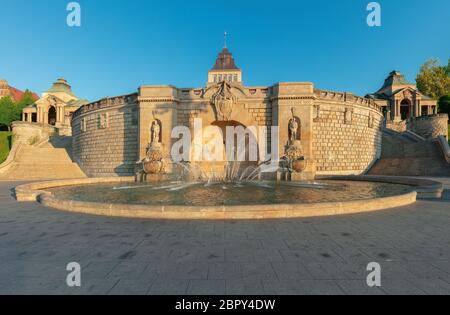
[
  {"xmin": 400, "ymin": 98, "xmax": 411, "ymax": 120},
  {"xmin": 48, "ymin": 106, "xmax": 57, "ymax": 126}
]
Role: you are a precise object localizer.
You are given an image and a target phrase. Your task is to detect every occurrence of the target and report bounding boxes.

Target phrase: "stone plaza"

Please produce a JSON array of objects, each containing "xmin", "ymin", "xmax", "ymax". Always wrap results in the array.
[
  {"xmin": 1, "ymin": 180, "xmax": 450, "ymax": 295},
  {"xmin": 1, "ymin": 46, "xmax": 450, "ymax": 295}
]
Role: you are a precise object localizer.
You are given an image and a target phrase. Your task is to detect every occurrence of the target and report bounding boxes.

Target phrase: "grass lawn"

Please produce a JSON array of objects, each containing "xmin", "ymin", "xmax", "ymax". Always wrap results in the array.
[{"xmin": 0, "ymin": 132, "xmax": 12, "ymax": 164}]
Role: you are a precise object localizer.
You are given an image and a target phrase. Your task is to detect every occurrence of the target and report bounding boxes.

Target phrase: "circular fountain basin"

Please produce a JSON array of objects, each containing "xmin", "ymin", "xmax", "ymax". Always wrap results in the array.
[{"xmin": 14, "ymin": 176, "xmax": 441, "ymax": 219}]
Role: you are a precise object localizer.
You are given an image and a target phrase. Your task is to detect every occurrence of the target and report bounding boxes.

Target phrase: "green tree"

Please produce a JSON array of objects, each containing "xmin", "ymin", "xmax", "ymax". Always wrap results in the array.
[
  {"xmin": 13, "ymin": 90, "xmax": 35, "ymax": 122},
  {"xmin": 0, "ymin": 91, "xmax": 35, "ymax": 131},
  {"xmin": 416, "ymin": 59, "xmax": 450, "ymax": 100},
  {"xmin": 438, "ymin": 94, "xmax": 450, "ymax": 115},
  {"xmin": 0, "ymin": 96, "xmax": 15, "ymax": 131}
]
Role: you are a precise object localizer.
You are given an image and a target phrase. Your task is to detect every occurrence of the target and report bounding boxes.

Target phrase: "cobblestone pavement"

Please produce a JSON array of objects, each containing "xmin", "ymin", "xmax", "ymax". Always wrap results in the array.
[{"xmin": 0, "ymin": 181, "xmax": 450, "ymax": 295}]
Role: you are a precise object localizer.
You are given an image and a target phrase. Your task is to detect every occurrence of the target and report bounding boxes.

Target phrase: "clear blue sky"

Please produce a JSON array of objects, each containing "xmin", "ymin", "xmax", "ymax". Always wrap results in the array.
[{"xmin": 0, "ymin": 0, "xmax": 449, "ymax": 101}]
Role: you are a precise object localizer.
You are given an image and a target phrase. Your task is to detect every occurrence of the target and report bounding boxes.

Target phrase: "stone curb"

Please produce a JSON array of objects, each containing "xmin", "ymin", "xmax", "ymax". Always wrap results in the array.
[
  {"xmin": 318, "ymin": 175, "xmax": 443, "ymax": 199},
  {"xmin": 14, "ymin": 177, "xmax": 420, "ymax": 220}
]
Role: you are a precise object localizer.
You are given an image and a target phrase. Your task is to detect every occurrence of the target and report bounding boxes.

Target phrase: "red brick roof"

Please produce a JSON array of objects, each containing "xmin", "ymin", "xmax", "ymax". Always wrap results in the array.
[{"xmin": 7, "ymin": 86, "xmax": 39, "ymax": 102}]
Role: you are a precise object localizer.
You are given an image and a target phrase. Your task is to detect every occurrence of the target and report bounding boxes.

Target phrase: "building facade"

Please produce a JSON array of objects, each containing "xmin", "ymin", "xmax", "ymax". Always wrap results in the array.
[
  {"xmin": 366, "ymin": 70, "xmax": 438, "ymax": 121},
  {"xmin": 22, "ymin": 78, "xmax": 88, "ymax": 135},
  {"xmin": 0, "ymin": 79, "xmax": 39, "ymax": 102},
  {"xmin": 72, "ymin": 48, "xmax": 384, "ymax": 177}
]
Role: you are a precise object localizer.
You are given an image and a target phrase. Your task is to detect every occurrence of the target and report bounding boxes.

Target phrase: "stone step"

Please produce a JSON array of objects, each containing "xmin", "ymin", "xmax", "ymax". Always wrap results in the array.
[
  {"xmin": 369, "ymin": 130, "xmax": 450, "ymax": 176},
  {"xmin": 0, "ymin": 136, "xmax": 87, "ymax": 180},
  {"xmin": 2, "ymin": 163, "xmax": 86, "ymax": 180}
]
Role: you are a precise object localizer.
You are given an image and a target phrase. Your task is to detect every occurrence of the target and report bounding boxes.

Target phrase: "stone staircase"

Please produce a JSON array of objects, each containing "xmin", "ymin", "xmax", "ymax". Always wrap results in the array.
[
  {"xmin": 0, "ymin": 136, "xmax": 86, "ymax": 180},
  {"xmin": 369, "ymin": 129, "xmax": 450, "ymax": 176}
]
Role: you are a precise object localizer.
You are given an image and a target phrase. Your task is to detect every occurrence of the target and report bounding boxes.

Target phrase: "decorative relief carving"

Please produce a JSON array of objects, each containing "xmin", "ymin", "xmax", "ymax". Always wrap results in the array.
[
  {"xmin": 313, "ymin": 105, "xmax": 320, "ymax": 121},
  {"xmin": 210, "ymin": 81, "xmax": 237, "ymax": 121},
  {"xmin": 368, "ymin": 113, "xmax": 374, "ymax": 128},
  {"xmin": 98, "ymin": 112, "xmax": 108, "ymax": 129},
  {"xmin": 403, "ymin": 89, "xmax": 414, "ymax": 99},
  {"xmin": 345, "ymin": 108, "xmax": 353, "ymax": 124}
]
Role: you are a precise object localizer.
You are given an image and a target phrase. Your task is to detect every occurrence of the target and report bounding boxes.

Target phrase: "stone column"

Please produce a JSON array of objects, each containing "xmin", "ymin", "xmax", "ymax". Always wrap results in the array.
[
  {"xmin": 36, "ymin": 107, "xmax": 41, "ymax": 123},
  {"xmin": 43, "ymin": 109, "xmax": 48, "ymax": 124},
  {"xmin": 394, "ymin": 100, "xmax": 400, "ymax": 121}
]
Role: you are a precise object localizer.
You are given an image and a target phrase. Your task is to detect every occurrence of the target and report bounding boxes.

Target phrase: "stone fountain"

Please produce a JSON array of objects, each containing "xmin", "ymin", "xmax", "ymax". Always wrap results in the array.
[{"xmin": 135, "ymin": 119, "xmax": 167, "ymax": 182}]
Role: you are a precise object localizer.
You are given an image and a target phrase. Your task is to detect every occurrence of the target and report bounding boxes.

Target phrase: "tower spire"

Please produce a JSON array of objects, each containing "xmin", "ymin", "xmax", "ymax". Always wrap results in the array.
[{"xmin": 224, "ymin": 31, "xmax": 227, "ymax": 48}]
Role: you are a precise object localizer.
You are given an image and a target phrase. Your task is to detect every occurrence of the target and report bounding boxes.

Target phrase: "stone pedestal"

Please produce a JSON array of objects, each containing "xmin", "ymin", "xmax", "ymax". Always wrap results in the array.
[
  {"xmin": 135, "ymin": 173, "xmax": 169, "ymax": 183},
  {"xmin": 290, "ymin": 171, "xmax": 315, "ymax": 181}
]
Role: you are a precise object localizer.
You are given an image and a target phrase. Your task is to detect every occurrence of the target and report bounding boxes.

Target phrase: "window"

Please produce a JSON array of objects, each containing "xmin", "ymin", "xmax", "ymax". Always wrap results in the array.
[{"xmin": 233, "ymin": 74, "xmax": 238, "ymax": 82}]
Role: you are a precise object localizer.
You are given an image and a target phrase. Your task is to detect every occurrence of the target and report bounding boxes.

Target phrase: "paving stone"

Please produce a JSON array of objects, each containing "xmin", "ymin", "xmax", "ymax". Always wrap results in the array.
[
  {"xmin": 187, "ymin": 280, "xmax": 226, "ymax": 295},
  {"xmin": 1, "ymin": 181, "xmax": 450, "ymax": 295}
]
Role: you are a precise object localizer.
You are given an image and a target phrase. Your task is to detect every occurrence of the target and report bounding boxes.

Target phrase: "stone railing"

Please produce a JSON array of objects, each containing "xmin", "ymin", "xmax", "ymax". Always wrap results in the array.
[
  {"xmin": 73, "ymin": 93, "xmax": 138, "ymax": 119},
  {"xmin": 437, "ymin": 135, "xmax": 450, "ymax": 164},
  {"xmin": 314, "ymin": 89, "xmax": 382, "ymax": 112},
  {"xmin": 11, "ymin": 121, "xmax": 56, "ymax": 145},
  {"xmin": 385, "ymin": 114, "xmax": 448, "ymax": 140},
  {"xmin": 408, "ymin": 114, "xmax": 448, "ymax": 140},
  {"xmin": 0, "ymin": 141, "xmax": 21, "ymax": 174},
  {"xmin": 386, "ymin": 120, "xmax": 407, "ymax": 133}
]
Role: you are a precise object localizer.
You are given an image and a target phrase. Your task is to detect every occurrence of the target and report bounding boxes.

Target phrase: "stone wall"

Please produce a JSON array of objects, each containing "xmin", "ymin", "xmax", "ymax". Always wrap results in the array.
[
  {"xmin": 72, "ymin": 94, "xmax": 139, "ymax": 177},
  {"xmin": 11, "ymin": 121, "xmax": 56, "ymax": 145},
  {"xmin": 72, "ymin": 84, "xmax": 384, "ymax": 178},
  {"xmin": 408, "ymin": 114, "xmax": 448, "ymax": 140},
  {"xmin": 312, "ymin": 91, "xmax": 383, "ymax": 175},
  {"xmin": 386, "ymin": 120, "xmax": 407, "ymax": 133}
]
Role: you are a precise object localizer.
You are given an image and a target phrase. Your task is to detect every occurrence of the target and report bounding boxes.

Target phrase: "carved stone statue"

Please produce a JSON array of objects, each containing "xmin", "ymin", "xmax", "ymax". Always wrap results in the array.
[
  {"xmin": 151, "ymin": 120, "xmax": 161, "ymax": 143},
  {"xmin": 283, "ymin": 140, "xmax": 306, "ymax": 173},
  {"xmin": 288, "ymin": 118, "xmax": 299, "ymax": 145}
]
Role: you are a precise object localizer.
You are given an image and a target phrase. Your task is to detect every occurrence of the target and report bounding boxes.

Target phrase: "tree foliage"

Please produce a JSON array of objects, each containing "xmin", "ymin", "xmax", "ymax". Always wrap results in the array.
[
  {"xmin": 0, "ymin": 97, "xmax": 15, "ymax": 130},
  {"xmin": 0, "ymin": 91, "xmax": 36, "ymax": 131},
  {"xmin": 438, "ymin": 94, "xmax": 450, "ymax": 115},
  {"xmin": 416, "ymin": 59, "xmax": 450, "ymax": 100}
]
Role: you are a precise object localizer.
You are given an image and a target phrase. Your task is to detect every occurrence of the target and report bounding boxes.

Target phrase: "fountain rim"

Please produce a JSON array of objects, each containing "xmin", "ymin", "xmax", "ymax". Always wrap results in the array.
[{"xmin": 14, "ymin": 176, "xmax": 441, "ymax": 220}]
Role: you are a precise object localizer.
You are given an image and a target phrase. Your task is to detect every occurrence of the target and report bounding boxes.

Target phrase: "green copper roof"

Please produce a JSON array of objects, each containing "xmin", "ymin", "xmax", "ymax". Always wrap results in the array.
[
  {"xmin": 45, "ymin": 78, "xmax": 75, "ymax": 96},
  {"xmin": 67, "ymin": 99, "xmax": 89, "ymax": 107},
  {"xmin": 383, "ymin": 70, "xmax": 412, "ymax": 88}
]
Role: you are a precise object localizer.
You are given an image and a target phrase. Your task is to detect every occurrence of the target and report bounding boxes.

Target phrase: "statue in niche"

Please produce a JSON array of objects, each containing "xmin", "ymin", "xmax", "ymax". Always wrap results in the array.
[
  {"xmin": 289, "ymin": 118, "xmax": 299, "ymax": 145},
  {"xmin": 288, "ymin": 108, "xmax": 301, "ymax": 145},
  {"xmin": 283, "ymin": 108, "xmax": 306, "ymax": 173},
  {"xmin": 136, "ymin": 114, "xmax": 165, "ymax": 177},
  {"xmin": 151, "ymin": 120, "xmax": 161, "ymax": 144}
]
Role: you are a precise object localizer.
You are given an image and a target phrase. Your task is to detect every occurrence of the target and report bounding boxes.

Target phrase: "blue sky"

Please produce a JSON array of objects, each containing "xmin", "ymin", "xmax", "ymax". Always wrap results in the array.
[{"xmin": 0, "ymin": 0, "xmax": 449, "ymax": 101}]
